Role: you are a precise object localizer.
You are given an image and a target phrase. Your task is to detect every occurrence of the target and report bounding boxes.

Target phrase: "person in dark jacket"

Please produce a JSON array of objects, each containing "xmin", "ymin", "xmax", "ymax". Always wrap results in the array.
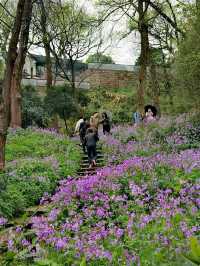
[
  {"xmin": 102, "ymin": 112, "xmax": 111, "ymax": 135},
  {"xmin": 85, "ymin": 127, "xmax": 99, "ymax": 168},
  {"xmin": 79, "ymin": 119, "xmax": 89, "ymax": 153}
]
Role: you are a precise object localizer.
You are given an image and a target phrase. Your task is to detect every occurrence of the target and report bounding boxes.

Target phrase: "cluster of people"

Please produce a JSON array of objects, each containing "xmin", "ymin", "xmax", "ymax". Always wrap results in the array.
[
  {"xmin": 133, "ymin": 105, "xmax": 158, "ymax": 125},
  {"xmin": 74, "ymin": 106, "xmax": 157, "ymax": 168},
  {"xmin": 75, "ymin": 112, "xmax": 111, "ymax": 169}
]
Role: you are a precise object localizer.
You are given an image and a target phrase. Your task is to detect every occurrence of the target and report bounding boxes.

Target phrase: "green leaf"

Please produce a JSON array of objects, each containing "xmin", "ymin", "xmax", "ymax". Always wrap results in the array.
[
  {"xmin": 80, "ymin": 257, "xmax": 87, "ymax": 266},
  {"xmin": 190, "ymin": 237, "xmax": 200, "ymax": 263}
]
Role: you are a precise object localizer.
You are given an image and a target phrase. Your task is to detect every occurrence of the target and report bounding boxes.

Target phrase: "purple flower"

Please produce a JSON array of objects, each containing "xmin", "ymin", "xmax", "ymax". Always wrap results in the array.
[
  {"xmin": 55, "ymin": 237, "xmax": 68, "ymax": 250},
  {"xmin": 16, "ymin": 226, "xmax": 22, "ymax": 233},
  {"xmin": 115, "ymin": 228, "xmax": 124, "ymax": 238},
  {"xmin": 0, "ymin": 217, "xmax": 7, "ymax": 226},
  {"xmin": 21, "ymin": 239, "xmax": 31, "ymax": 247},
  {"xmin": 7, "ymin": 239, "xmax": 14, "ymax": 251},
  {"xmin": 48, "ymin": 208, "xmax": 60, "ymax": 222},
  {"xmin": 96, "ymin": 207, "xmax": 106, "ymax": 217}
]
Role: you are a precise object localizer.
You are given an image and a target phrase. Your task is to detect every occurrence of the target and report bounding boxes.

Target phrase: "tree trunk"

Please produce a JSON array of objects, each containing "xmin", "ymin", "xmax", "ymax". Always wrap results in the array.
[
  {"xmin": 70, "ymin": 57, "xmax": 77, "ymax": 96},
  {"xmin": 137, "ymin": 0, "xmax": 150, "ymax": 115},
  {"xmin": 10, "ymin": 0, "xmax": 33, "ymax": 128},
  {"xmin": 164, "ymin": 67, "xmax": 173, "ymax": 107},
  {"xmin": 40, "ymin": 0, "xmax": 53, "ymax": 88},
  {"xmin": 0, "ymin": 0, "xmax": 26, "ymax": 171},
  {"xmin": 51, "ymin": 114, "xmax": 59, "ymax": 132},
  {"xmin": 10, "ymin": 69, "xmax": 21, "ymax": 128},
  {"xmin": 63, "ymin": 110, "xmax": 68, "ymax": 131},
  {"xmin": 150, "ymin": 64, "xmax": 161, "ymax": 117},
  {"xmin": 0, "ymin": 134, "xmax": 6, "ymax": 171},
  {"xmin": 162, "ymin": 51, "xmax": 173, "ymax": 107}
]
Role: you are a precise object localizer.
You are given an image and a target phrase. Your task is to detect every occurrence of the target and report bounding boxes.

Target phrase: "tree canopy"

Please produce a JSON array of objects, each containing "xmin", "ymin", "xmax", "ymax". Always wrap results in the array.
[{"xmin": 86, "ymin": 53, "xmax": 115, "ymax": 64}]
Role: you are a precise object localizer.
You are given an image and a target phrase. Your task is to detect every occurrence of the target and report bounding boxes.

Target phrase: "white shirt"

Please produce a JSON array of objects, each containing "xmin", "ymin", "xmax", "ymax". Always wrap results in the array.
[{"xmin": 74, "ymin": 119, "xmax": 84, "ymax": 133}]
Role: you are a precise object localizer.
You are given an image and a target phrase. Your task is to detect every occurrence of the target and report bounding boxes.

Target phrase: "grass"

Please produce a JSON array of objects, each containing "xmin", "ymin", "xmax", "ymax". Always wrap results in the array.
[{"xmin": 0, "ymin": 128, "xmax": 81, "ymax": 218}]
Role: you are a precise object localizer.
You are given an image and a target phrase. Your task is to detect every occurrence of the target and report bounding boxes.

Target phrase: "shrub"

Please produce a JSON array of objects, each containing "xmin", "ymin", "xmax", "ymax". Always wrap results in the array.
[{"xmin": 21, "ymin": 85, "xmax": 49, "ymax": 128}]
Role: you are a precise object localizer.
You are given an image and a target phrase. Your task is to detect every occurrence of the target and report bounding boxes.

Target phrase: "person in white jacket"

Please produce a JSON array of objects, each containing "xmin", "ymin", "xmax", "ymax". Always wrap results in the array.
[{"xmin": 74, "ymin": 117, "xmax": 84, "ymax": 135}]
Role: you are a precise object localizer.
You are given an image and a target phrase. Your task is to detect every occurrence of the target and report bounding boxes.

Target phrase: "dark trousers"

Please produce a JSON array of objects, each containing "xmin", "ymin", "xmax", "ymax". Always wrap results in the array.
[
  {"xmin": 87, "ymin": 145, "xmax": 97, "ymax": 164},
  {"xmin": 80, "ymin": 134, "xmax": 86, "ymax": 152},
  {"xmin": 103, "ymin": 125, "xmax": 110, "ymax": 135}
]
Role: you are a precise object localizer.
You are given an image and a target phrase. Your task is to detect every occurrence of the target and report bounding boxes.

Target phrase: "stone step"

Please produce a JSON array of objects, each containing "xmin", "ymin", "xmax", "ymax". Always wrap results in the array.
[
  {"xmin": 81, "ymin": 152, "xmax": 103, "ymax": 156},
  {"xmin": 82, "ymin": 154, "xmax": 104, "ymax": 160},
  {"xmin": 26, "ymin": 205, "xmax": 50, "ymax": 216},
  {"xmin": 81, "ymin": 161, "xmax": 103, "ymax": 165},
  {"xmin": 77, "ymin": 172, "xmax": 96, "ymax": 176},
  {"xmin": 81, "ymin": 156, "xmax": 103, "ymax": 160}
]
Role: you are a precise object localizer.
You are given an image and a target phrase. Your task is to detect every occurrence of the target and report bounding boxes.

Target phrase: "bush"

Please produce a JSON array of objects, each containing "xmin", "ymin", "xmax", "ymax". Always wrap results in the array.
[
  {"xmin": 84, "ymin": 88, "xmax": 136, "ymax": 123},
  {"xmin": 44, "ymin": 85, "xmax": 90, "ymax": 129},
  {"xmin": 22, "ymin": 85, "xmax": 49, "ymax": 128}
]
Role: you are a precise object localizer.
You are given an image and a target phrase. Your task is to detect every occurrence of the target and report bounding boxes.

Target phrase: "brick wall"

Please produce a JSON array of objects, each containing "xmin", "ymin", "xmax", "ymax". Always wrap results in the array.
[{"xmin": 80, "ymin": 68, "xmax": 138, "ymax": 89}]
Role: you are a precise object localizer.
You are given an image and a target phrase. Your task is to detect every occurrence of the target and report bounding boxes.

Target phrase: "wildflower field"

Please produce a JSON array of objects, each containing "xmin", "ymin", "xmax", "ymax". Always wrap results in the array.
[{"xmin": 0, "ymin": 114, "xmax": 200, "ymax": 266}]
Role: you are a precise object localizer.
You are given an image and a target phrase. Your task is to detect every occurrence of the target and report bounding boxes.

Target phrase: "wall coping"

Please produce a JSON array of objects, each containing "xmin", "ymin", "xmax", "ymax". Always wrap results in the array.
[{"xmin": 88, "ymin": 63, "xmax": 139, "ymax": 72}]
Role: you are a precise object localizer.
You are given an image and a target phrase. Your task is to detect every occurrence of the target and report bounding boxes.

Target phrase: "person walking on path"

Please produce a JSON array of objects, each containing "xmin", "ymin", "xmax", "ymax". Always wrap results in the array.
[
  {"xmin": 74, "ymin": 116, "xmax": 84, "ymax": 135},
  {"xmin": 101, "ymin": 112, "xmax": 111, "ymax": 135},
  {"xmin": 85, "ymin": 127, "xmax": 99, "ymax": 168},
  {"xmin": 79, "ymin": 119, "xmax": 90, "ymax": 153},
  {"xmin": 89, "ymin": 112, "xmax": 102, "ymax": 132}
]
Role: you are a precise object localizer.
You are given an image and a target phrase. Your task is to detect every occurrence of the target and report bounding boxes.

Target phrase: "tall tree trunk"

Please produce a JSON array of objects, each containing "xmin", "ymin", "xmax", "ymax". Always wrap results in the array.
[
  {"xmin": 40, "ymin": 0, "xmax": 53, "ymax": 88},
  {"xmin": 63, "ymin": 110, "xmax": 68, "ymax": 131},
  {"xmin": 164, "ymin": 67, "xmax": 173, "ymax": 107},
  {"xmin": 10, "ymin": 0, "xmax": 33, "ymax": 128},
  {"xmin": 71, "ymin": 63, "xmax": 75, "ymax": 91},
  {"xmin": 70, "ymin": 57, "xmax": 77, "ymax": 96},
  {"xmin": 149, "ymin": 64, "xmax": 160, "ymax": 116},
  {"xmin": 162, "ymin": 51, "xmax": 173, "ymax": 107},
  {"xmin": 0, "ymin": 0, "xmax": 26, "ymax": 171},
  {"xmin": 137, "ymin": 0, "xmax": 150, "ymax": 115}
]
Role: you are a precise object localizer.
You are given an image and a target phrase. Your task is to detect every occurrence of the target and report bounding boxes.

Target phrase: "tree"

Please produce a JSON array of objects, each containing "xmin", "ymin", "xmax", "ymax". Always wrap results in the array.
[
  {"xmin": 86, "ymin": 52, "xmax": 115, "ymax": 64},
  {"xmin": 47, "ymin": 0, "xmax": 99, "ymax": 93},
  {"xmin": 0, "ymin": 0, "xmax": 32, "ymax": 171},
  {"xmin": 98, "ymin": 0, "xmax": 183, "ymax": 113},
  {"xmin": 38, "ymin": 0, "xmax": 53, "ymax": 88},
  {"xmin": 10, "ymin": 0, "xmax": 33, "ymax": 128},
  {"xmin": 30, "ymin": 0, "xmax": 100, "ymax": 96},
  {"xmin": 44, "ymin": 85, "xmax": 79, "ymax": 130},
  {"xmin": 0, "ymin": 1, "xmax": 15, "ymax": 60},
  {"xmin": 174, "ymin": 5, "xmax": 200, "ymax": 107}
]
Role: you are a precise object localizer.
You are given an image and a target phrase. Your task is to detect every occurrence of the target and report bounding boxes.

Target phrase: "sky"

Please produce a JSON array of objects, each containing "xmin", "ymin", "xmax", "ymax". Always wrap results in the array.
[
  {"xmin": 79, "ymin": 0, "xmax": 140, "ymax": 65},
  {"xmin": 31, "ymin": 0, "xmax": 140, "ymax": 65}
]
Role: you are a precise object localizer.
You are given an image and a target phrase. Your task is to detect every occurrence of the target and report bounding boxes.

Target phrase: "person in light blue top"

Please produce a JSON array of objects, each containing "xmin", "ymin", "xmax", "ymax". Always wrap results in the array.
[{"xmin": 133, "ymin": 111, "xmax": 142, "ymax": 124}]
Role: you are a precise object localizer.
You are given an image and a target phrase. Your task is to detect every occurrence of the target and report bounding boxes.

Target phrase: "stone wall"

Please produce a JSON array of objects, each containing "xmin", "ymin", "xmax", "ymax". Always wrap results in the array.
[{"xmin": 80, "ymin": 66, "xmax": 138, "ymax": 89}]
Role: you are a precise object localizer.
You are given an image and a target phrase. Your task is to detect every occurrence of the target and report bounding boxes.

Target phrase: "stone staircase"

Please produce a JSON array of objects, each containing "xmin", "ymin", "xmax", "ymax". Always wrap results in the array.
[{"xmin": 77, "ymin": 145, "xmax": 105, "ymax": 176}]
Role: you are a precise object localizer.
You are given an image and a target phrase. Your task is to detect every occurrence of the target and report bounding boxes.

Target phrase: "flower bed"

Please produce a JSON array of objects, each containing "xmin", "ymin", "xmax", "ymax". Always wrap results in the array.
[{"xmin": 1, "ymin": 117, "xmax": 200, "ymax": 266}]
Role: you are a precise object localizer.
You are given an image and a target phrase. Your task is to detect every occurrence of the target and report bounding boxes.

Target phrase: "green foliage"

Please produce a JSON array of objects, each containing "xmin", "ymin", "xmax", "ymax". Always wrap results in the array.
[
  {"xmin": 85, "ymin": 88, "xmax": 137, "ymax": 123},
  {"xmin": 21, "ymin": 85, "xmax": 48, "ymax": 128},
  {"xmin": 135, "ymin": 47, "xmax": 164, "ymax": 66},
  {"xmin": 184, "ymin": 237, "xmax": 200, "ymax": 265},
  {"xmin": 0, "ymin": 128, "xmax": 81, "ymax": 218},
  {"xmin": 44, "ymin": 85, "xmax": 80, "ymax": 124},
  {"xmin": 174, "ymin": 9, "xmax": 200, "ymax": 104},
  {"xmin": 86, "ymin": 53, "xmax": 115, "ymax": 64}
]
